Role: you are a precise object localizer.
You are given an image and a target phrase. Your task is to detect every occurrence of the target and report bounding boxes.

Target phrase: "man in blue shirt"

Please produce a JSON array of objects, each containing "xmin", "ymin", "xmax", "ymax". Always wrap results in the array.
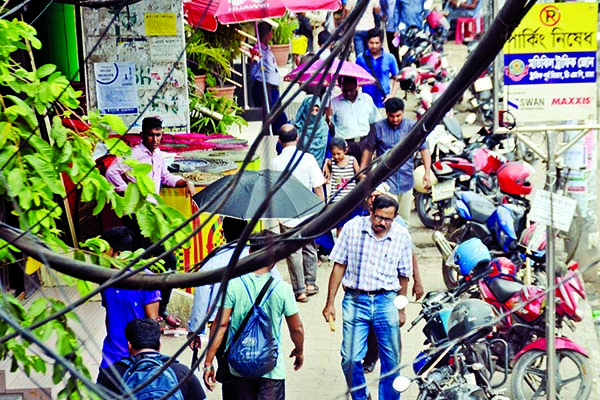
[
  {"xmin": 363, "ymin": 98, "xmax": 432, "ymax": 223},
  {"xmin": 356, "ymin": 28, "xmax": 400, "ymax": 109}
]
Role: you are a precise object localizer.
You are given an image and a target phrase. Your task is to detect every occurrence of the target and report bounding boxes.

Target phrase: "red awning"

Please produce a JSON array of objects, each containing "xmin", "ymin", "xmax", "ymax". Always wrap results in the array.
[
  {"xmin": 184, "ymin": 0, "xmax": 220, "ymax": 32},
  {"xmin": 184, "ymin": 0, "xmax": 341, "ymax": 31}
]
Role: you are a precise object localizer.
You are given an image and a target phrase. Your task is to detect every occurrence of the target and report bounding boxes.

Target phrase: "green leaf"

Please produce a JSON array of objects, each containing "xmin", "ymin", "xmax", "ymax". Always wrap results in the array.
[
  {"xmin": 5, "ymin": 95, "xmax": 38, "ymax": 129},
  {"xmin": 36, "ymin": 64, "xmax": 56, "ymax": 79},
  {"xmin": 32, "ymin": 356, "xmax": 47, "ymax": 373},
  {"xmin": 136, "ymin": 175, "xmax": 155, "ymax": 197},
  {"xmin": 23, "ymin": 155, "xmax": 65, "ymax": 196},
  {"xmin": 123, "ymin": 183, "xmax": 140, "ymax": 215},
  {"xmin": 136, "ymin": 207, "xmax": 155, "ymax": 240},
  {"xmin": 50, "ymin": 116, "xmax": 68, "ymax": 147},
  {"xmin": 102, "ymin": 115, "xmax": 127, "ymax": 134},
  {"xmin": 0, "ymin": 122, "xmax": 10, "ymax": 147},
  {"xmin": 6, "ymin": 168, "xmax": 24, "ymax": 198},
  {"xmin": 104, "ymin": 137, "xmax": 131, "ymax": 157},
  {"xmin": 132, "ymin": 163, "xmax": 152, "ymax": 175}
]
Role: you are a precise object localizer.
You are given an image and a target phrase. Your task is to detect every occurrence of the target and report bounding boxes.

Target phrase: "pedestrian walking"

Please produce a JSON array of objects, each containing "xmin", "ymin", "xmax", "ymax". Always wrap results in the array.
[
  {"xmin": 363, "ymin": 97, "xmax": 431, "ymax": 223},
  {"xmin": 271, "ymin": 124, "xmax": 326, "ymax": 303},
  {"xmin": 322, "ymin": 195, "xmax": 413, "ymax": 400},
  {"xmin": 203, "ymin": 231, "xmax": 305, "ymax": 400},
  {"xmin": 323, "ymin": 137, "xmax": 360, "ymax": 235},
  {"xmin": 329, "ymin": 76, "xmax": 378, "ymax": 164},
  {"xmin": 355, "ymin": 28, "xmax": 400, "ymax": 109}
]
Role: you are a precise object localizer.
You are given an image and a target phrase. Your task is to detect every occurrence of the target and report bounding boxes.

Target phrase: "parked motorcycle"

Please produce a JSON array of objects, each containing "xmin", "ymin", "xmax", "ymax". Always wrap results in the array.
[
  {"xmin": 413, "ymin": 146, "xmax": 505, "ymax": 229},
  {"xmin": 442, "ymin": 239, "xmax": 592, "ymax": 399},
  {"xmin": 396, "ymin": 296, "xmax": 509, "ymax": 400}
]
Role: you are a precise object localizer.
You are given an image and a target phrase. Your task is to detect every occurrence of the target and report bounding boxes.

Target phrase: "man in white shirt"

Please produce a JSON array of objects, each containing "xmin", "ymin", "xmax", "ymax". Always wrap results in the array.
[
  {"xmin": 271, "ymin": 124, "xmax": 326, "ymax": 302},
  {"xmin": 329, "ymin": 76, "xmax": 379, "ymax": 162}
]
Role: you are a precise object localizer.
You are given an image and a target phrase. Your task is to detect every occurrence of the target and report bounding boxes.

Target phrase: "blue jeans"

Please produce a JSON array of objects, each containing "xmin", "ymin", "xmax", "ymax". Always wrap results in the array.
[
  {"xmin": 341, "ymin": 290, "xmax": 401, "ymax": 400},
  {"xmin": 353, "ymin": 30, "xmax": 368, "ymax": 59}
]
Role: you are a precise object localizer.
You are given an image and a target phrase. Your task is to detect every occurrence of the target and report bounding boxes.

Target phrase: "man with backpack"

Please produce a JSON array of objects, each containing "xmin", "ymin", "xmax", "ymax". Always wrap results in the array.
[
  {"xmin": 97, "ymin": 318, "xmax": 205, "ymax": 399},
  {"xmin": 202, "ymin": 230, "xmax": 305, "ymax": 399}
]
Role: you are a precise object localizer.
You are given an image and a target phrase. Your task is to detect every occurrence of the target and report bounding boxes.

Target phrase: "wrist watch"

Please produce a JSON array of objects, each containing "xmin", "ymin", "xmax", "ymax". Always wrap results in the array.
[{"xmin": 203, "ymin": 365, "xmax": 214, "ymax": 372}]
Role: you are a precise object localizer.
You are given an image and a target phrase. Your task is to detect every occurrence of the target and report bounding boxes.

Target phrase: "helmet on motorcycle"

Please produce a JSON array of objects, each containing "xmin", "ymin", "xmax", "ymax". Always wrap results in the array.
[
  {"xmin": 447, "ymin": 299, "xmax": 495, "ymax": 342},
  {"xmin": 399, "ymin": 67, "xmax": 417, "ymax": 92},
  {"xmin": 452, "ymin": 238, "xmax": 491, "ymax": 276},
  {"xmin": 487, "ymin": 257, "xmax": 517, "ymax": 280},
  {"xmin": 497, "ymin": 161, "xmax": 534, "ymax": 196},
  {"xmin": 413, "ymin": 165, "xmax": 437, "ymax": 193}
]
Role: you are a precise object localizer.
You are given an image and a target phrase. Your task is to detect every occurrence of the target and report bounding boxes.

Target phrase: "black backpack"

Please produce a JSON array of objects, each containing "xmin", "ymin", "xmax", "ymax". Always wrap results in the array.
[{"xmin": 121, "ymin": 353, "xmax": 184, "ymax": 400}]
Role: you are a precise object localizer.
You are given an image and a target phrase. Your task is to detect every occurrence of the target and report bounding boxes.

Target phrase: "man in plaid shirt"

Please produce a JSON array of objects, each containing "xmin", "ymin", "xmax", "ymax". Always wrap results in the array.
[{"xmin": 322, "ymin": 195, "xmax": 412, "ymax": 400}]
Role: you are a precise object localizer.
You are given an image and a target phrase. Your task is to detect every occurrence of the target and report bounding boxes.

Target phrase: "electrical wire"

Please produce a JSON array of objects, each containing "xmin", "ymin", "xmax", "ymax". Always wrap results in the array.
[{"xmin": 0, "ymin": 0, "xmax": 556, "ymax": 396}]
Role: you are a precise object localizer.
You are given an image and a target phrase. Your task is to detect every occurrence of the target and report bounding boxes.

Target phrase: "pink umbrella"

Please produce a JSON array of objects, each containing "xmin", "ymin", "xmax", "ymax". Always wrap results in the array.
[
  {"xmin": 284, "ymin": 58, "xmax": 376, "ymax": 86},
  {"xmin": 184, "ymin": 0, "xmax": 341, "ymax": 30}
]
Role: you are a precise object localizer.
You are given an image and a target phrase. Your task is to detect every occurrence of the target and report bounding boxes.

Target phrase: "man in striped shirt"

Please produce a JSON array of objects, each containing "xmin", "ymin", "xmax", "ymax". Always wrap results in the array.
[{"xmin": 322, "ymin": 195, "xmax": 412, "ymax": 400}]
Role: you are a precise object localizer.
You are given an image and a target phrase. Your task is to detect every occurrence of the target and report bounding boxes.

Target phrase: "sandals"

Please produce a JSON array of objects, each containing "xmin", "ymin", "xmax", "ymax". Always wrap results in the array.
[
  {"xmin": 306, "ymin": 284, "xmax": 319, "ymax": 297},
  {"xmin": 158, "ymin": 314, "xmax": 182, "ymax": 328},
  {"xmin": 295, "ymin": 293, "xmax": 309, "ymax": 303}
]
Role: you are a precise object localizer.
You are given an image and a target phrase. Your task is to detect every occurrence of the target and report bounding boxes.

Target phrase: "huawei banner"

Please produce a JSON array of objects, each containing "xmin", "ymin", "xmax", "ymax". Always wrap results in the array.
[{"xmin": 503, "ymin": 2, "xmax": 598, "ymax": 123}]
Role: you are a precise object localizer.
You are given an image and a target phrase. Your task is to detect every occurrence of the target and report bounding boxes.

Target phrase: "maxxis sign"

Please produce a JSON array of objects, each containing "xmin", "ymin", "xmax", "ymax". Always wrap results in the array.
[{"xmin": 503, "ymin": 3, "xmax": 598, "ymax": 123}]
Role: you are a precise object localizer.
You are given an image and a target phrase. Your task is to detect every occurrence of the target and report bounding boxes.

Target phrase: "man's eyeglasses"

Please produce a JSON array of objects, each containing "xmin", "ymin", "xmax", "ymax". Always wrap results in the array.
[{"xmin": 372, "ymin": 214, "xmax": 394, "ymax": 224}]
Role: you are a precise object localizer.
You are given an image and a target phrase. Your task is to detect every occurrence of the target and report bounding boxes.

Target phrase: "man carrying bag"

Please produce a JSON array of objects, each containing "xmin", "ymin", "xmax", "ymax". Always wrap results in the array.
[{"xmin": 203, "ymin": 231, "xmax": 305, "ymax": 400}]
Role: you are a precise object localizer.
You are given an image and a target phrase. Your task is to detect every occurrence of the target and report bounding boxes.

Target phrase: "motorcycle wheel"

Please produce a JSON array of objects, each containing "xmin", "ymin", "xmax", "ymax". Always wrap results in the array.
[
  {"xmin": 415, "ymin": 192, "xmax": 444, "ymax": 229},
  {"xmin": 510, "ymin": 349, "xmax": 592, "ymax": 400}
]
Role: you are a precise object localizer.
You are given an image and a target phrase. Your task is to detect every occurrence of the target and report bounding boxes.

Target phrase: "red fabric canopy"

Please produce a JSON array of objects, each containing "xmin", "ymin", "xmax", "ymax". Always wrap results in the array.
[{"xmin": 184, "ymin": 0, "xmax": 341, "ymax": 30}]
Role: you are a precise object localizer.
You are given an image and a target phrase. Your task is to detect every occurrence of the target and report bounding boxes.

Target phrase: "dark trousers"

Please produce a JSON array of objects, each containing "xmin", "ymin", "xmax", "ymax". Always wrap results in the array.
[
  {"xmin": 347, "ymin": 137, "xmax": 369, "ymax": 166},
  {"xmin": 122, "ymin": 216, "xmax": 177, "ymax": 317},
  {"xmin": 251, "ymin": 80, "xmax": 288, "ymax": 135},
  {"xmin": 386, "ymin": 31, "xmax": 401, "ymax": 68},
  {"xmin": 229, "ymin": 375, "xmax": 285, "ymax": 400}
]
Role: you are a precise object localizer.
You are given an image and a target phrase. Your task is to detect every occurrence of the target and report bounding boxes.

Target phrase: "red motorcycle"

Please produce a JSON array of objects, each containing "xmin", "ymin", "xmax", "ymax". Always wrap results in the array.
[
  {"xmin": 477, "ymin": 261, "xmax": 592, "ymax": 399},
  {"xmin": 414, "ymin": 148, "xmax": 503, "ymax": 229}
]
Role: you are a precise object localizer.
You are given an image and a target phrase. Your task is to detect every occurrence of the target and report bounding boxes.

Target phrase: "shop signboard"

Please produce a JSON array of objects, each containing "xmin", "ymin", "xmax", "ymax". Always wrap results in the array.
[{"xmin": 503, "ymin": 3, "xmax": 598, "ymax": 123}]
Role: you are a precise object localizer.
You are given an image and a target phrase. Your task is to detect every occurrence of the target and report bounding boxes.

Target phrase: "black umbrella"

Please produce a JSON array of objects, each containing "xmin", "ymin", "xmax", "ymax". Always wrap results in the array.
[{"xmin": 192, "ymin": 169, "xmax": 323, "ymax": 219}]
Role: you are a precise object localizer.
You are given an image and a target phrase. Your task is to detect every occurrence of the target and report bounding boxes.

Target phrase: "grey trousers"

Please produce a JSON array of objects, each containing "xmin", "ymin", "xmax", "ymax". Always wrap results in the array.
[{"xmin": 280, "ymin": 223, "xmax": 318, "ymax": 294}]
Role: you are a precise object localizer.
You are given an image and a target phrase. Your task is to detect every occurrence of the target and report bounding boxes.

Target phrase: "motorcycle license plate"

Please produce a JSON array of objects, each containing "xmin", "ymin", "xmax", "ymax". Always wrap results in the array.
[
  {"xmin": 432, "ymin": 180, "xmax": 455, "ymax": 202},
  {"xmin": 474, "ymin": 76, "xmax": 493, "ymax": 92}
]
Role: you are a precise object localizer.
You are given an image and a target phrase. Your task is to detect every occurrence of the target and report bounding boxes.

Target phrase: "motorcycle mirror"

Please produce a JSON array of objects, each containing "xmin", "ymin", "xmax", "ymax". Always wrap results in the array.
[
  {"xmin": 423, "ymin": 0, "xmax": 433, "ymax": 10},
  {"xmin": 392, "ymin": 376, "xmax": 412, "ymax": 393},
  {"xmin": 393, "ymin": 295, "xmax": 410, "ymax": 310}
]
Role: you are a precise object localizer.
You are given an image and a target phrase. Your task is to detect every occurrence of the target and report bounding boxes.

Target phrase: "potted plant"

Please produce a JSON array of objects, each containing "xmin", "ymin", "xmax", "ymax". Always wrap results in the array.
[
  {"xmin": 271, "ymin": 14, "xmax": 298, "ymax": 66},
  {"xmin": 189, "ymin": 91, "xmax": 248, "ymax": 134},
  {"xmin": 185, "ymin": 25, "xmax": 244, "ymax": 99}
]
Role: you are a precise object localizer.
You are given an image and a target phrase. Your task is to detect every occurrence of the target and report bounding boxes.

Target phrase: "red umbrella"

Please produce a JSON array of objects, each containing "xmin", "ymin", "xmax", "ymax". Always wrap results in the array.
[
  {"xmin": 284, "ymin": 58, "xmax": 376, "ymax": 86},
  {"xmin": 184, "ymin": 0, "xmax": 341, "ymax": 30}
]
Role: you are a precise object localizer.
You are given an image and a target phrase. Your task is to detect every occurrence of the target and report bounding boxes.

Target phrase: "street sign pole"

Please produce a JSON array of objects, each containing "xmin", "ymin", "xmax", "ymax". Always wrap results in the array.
[{"xmin": 546, "ymin": 132, "xmax": 556, "ymax": 399}]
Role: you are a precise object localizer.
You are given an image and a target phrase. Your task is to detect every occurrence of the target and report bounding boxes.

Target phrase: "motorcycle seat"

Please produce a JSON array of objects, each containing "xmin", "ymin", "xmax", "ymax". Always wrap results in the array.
[
  {"xmin": 488, "ymin": 278, "xmax": 524, "ymax": 303},
  {"xmin": 469, "ymin": 198, "xmax": 496, "ymax": 223},
  {"xmin": 459, "ymin": 191, "xmax": 495, "ymax": 223}
]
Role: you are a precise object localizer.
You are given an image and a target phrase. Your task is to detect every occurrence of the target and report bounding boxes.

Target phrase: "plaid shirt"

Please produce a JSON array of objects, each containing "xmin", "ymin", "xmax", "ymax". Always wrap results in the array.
[{"xmin": 330, "ymin": 216, "xmax": 413, "ymax": 292}]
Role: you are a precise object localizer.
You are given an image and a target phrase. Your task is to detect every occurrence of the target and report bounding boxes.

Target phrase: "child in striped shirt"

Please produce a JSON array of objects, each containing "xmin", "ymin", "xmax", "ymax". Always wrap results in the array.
[{"xmin": 324, "ymin": 137, "xmax": 360, "ymax": 236}]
